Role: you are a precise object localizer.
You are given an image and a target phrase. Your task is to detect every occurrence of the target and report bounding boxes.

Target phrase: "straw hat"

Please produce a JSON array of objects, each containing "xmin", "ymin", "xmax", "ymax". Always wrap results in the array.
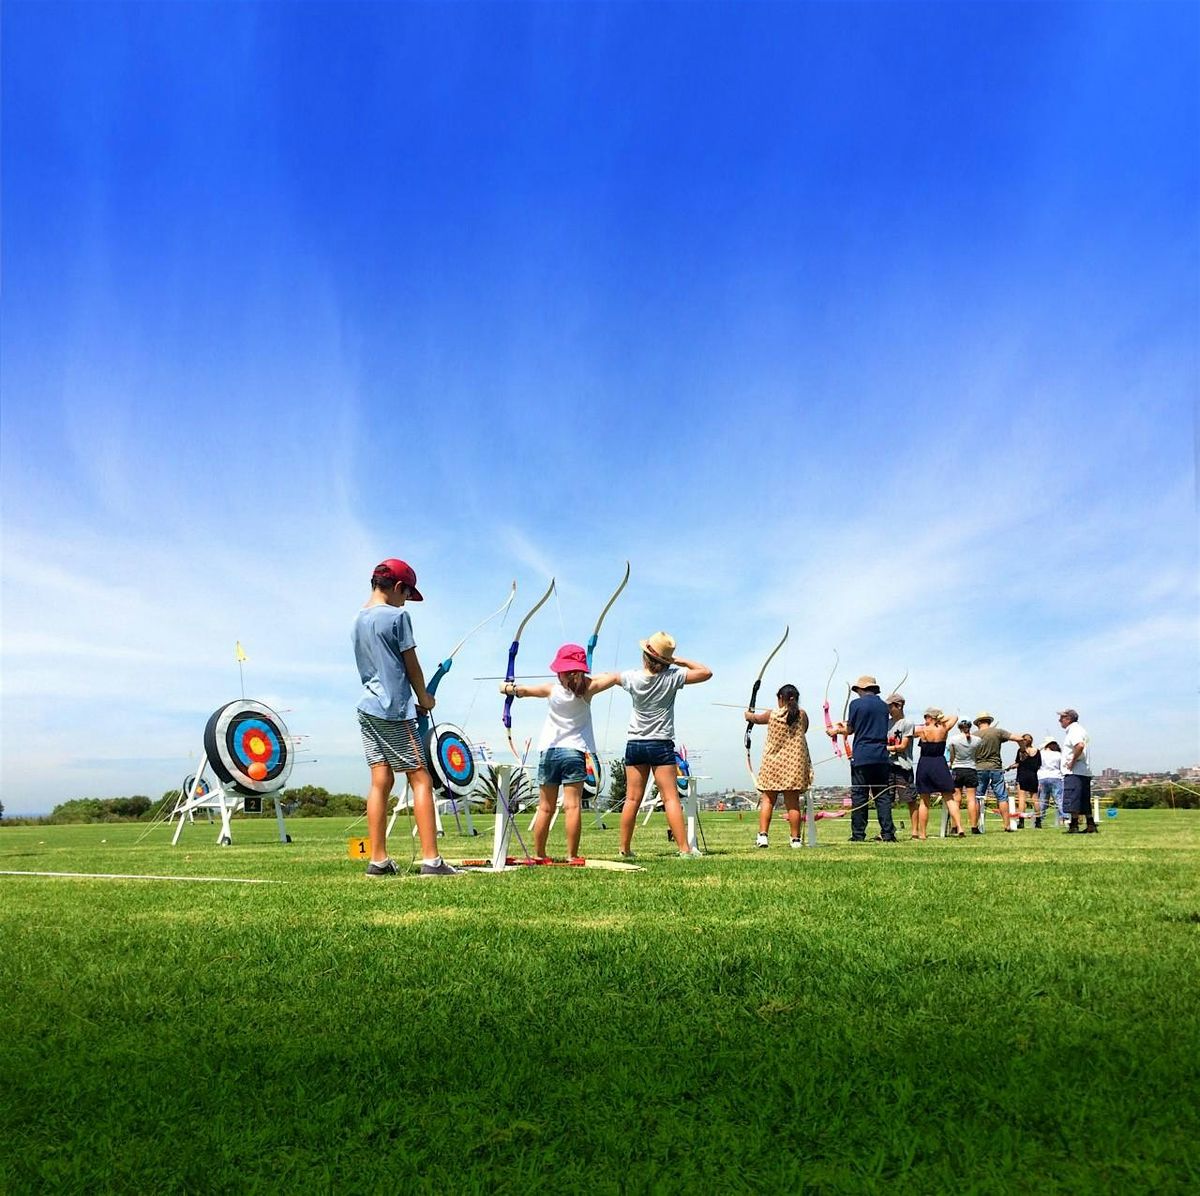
[
  {"xmin": 639, "ymin": 631, "xmax": 676, "ymax": 664},
  {"xmin": 851, "ymin": 675, "xmax": 880, "ymax": 693}
]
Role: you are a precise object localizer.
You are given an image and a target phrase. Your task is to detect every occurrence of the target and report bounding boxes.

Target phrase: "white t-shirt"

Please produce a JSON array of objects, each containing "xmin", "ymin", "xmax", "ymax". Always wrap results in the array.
[
  {"xmin": 537, "ymin": 683, "xmax": 598, "ymax": 755},
  {"xmin": 621, "ymin": 666, "xmax": 687, "ymax": 741},
  {"xmin": 1063, "ymin": 723, "xmax": 1092, "ymax": 776},
  {"xmin": 947, "ymin": 732, "xmax": 979, "ymax": 768},
  {"xmin": 1037, "ymin": 749, "xmax": 1064, "ymax": 780}
]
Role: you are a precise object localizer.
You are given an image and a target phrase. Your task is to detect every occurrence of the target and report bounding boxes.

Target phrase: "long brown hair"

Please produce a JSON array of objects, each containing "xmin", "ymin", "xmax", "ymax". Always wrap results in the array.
[{"xmin": 777, "ymin": 684, "xmax": 800, "ymax": 728}]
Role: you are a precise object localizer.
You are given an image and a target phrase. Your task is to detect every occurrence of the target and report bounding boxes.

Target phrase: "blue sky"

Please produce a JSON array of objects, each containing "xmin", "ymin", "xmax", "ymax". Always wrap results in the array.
[{"xmin": 2, "ymin": 1, "xmax": 1196, "ymax": 815}]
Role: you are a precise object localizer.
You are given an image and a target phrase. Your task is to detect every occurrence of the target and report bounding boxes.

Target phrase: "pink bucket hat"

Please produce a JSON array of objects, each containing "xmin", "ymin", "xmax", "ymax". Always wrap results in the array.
[{"xmin": 549, "ymin": 643, "xmax": 589, "ymax": 674}]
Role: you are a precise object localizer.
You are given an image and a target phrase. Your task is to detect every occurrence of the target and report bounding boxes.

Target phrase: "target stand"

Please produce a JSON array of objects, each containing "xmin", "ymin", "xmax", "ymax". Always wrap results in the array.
[
  {"xmin": 171, "ymin": 700, "xmax": 295, "ymax": 846},
  {"xmin": 418, "ymin": 718, "xmax": 483, "ymax": 837}
]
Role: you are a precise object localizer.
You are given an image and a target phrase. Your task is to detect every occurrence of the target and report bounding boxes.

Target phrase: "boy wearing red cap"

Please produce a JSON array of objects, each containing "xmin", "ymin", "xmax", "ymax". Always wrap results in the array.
[
  {"xmin": 502, "ymin": 643, "xmax": 620, "ymax": 859},
  {"xmin": 353, "ymin": 559, "xmax": 457, "ymax": 876}
]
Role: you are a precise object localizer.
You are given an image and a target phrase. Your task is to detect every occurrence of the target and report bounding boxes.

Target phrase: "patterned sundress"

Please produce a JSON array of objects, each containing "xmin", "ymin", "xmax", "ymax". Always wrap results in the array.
[{"xmin": 755, "ymin": 708, "xmax": 813, "ymax": 793}]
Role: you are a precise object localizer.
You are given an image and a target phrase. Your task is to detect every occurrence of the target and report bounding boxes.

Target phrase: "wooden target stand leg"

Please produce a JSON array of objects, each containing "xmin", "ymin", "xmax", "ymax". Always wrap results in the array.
[
  {"xmin": 491, "ymin": 764, "xmax": 518, "ymax": 869},
  {"xmin": 386, "ymin": 784, "xmax": 446, "ymax": 841},
  {"xmin": 683, "ymin": 777, "xmax": 700, "ymax": 853}
]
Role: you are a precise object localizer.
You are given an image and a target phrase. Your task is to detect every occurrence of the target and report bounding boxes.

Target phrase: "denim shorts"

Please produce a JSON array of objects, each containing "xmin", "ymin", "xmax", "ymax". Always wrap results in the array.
[
  {"xmin": 624, "ymin": 739, "xmax": 676, "ymax": 767},
  {"xmin": 976, "ymin": 768, "xmax": 1008, "ymax": 800},
  {"xmin": 538, "ymin": 747, "xmax": 587, "ymax": 786}
]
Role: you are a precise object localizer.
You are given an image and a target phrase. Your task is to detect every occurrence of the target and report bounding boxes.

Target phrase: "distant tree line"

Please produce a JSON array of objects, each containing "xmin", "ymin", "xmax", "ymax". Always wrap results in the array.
[{"xmin": 1107, "ymin": 784, "xmax": 1198, "ymax": 810}]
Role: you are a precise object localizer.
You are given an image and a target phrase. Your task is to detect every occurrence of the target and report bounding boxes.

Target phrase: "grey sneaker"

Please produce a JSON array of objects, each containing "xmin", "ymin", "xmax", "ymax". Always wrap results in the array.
[
  {"xmin": 419, "ymin": 859, "xmax": 463, "ymax": 876},
  {"xmin": 678, "ymin": 848, "xmax": 704, "ymax": 859},
  {"xmin": 617, "ymin": 850, "xmax": 637, "ymax": 860},
  {"xmin": 365, "ymin": 858, "xmax": 399, "ymax": 877}
]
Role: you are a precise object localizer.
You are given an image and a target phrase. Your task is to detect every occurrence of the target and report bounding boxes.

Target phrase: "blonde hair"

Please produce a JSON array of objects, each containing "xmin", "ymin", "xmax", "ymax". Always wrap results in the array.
[{"xmin": 924, "ymin": 707, "xmax": 944, "ymax": 721}]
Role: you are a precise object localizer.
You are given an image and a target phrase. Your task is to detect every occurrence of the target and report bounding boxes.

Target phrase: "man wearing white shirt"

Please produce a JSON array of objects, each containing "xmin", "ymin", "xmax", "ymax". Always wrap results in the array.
[{"xmin": 1058, "ymin": 708, "xmax": 1097, "ymax": 835}]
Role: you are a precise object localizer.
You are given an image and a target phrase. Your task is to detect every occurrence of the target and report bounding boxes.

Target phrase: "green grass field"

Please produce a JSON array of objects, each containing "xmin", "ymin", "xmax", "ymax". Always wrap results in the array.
[{"xmin": 2, "ymin": 810, "xmax": 1197, "ymax": 1194}]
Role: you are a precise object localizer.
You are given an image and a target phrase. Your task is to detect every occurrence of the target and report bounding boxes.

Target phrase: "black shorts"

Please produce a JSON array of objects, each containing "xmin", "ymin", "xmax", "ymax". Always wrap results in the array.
[
  {"xmin": 953, "ymin": 767, "xmax": 978, "ymax": 790},
  {"xmin": 1063, "ymin": 773, "xmax": 1092, "ymax": 815}
]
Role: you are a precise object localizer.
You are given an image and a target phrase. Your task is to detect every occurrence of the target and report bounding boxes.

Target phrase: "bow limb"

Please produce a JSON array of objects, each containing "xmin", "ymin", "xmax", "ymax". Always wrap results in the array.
[
  {"xmin": 888, "ymin": 669, "xmax": 909, "ymax": 698},
  {"xmin": 426, "ymin": 581, "xmax": 518, "ymax": 701},
  {"xmin": 841, "ymin": 683, "xmax": 854, "ymax": 760},
  {"xmin": 744, "ymin": 626, "xmax": 789, "ymax": 787},
  {"xmin": 585, "ymin": 560, "xmax": 630, "ymax": 672},
  {"xmin": 822, "ymin": 649, "xmax": 842, "ymax": 759},
  {"xmin": 502, "ymin": 578, "xmax": 557, "ymax": 759}
]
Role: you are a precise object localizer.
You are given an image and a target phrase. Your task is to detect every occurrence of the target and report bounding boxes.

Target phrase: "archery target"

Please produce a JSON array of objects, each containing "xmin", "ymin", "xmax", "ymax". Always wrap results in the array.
[
  {"xmin": 582, "ymin": 752, "xmax": 607, "ymax": 802},
  {"xmin": 423, "ymin": 723, "xmax": 477, "ymax": 797},
  {"xmin": 675, "ymin": 752, "xmax": 691, "ymax": 796},
  {"xmin": 203, "ymin": 700, "xmax": 294, "ymax": 796},
  {"xmin": 182, "ymin": 775, "xmax": 211, "ymax": 800}
]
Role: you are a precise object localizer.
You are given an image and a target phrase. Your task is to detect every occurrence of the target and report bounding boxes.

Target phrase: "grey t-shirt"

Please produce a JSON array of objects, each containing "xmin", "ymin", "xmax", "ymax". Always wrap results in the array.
[
  {"xmin": 888, "ymin": 717, "xmax": 915, "ymax": 774},
  {"xmin": 621, "ymin": 666, "xmax": 687, "ymax": 741},
  {"xmin": 947, "ymin": 732, "xmax": 979, "ymax": 768},
  {"xmin": 353, "ymin": 605, "xmax": 416, "ymax": 720}
]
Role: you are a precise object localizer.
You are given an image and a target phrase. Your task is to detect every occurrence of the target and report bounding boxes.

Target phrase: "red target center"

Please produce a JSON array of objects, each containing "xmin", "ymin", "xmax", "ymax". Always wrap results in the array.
[
  {"xmin": 446, "ymin": 745, "xmax": 466, "ymax": 771},
  {"xmin": 241, "ymin": 730, "xmax": 272, "ymax": 761}
]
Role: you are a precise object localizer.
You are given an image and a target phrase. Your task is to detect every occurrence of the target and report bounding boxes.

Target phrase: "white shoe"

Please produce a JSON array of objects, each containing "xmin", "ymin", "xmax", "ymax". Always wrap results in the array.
[
  {"xmin": 755, "ymin": 832, "xmax": 770, "ymax": 848},
  {"xmin": 790, "ymin": 837, "xmax": 803, "ymax": 849}
]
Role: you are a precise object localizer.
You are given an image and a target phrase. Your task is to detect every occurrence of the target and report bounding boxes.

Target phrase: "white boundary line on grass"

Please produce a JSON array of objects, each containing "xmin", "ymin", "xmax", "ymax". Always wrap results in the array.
[{"xmin": 0, "ymin": 870, "xmax": 278, "ymax": 884}]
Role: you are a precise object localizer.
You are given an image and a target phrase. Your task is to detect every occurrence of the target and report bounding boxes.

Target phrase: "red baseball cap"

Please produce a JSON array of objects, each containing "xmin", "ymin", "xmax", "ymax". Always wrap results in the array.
[{"xmin": 373, "ymin": 558, "xmax": 423, "ymax": 600}]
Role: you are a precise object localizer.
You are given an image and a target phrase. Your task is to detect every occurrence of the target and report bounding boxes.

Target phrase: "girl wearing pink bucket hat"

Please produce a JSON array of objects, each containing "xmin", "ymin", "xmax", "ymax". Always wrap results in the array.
[{"xmin": 500, "ymin": 643, "xmax": 621, "ymax": 860}]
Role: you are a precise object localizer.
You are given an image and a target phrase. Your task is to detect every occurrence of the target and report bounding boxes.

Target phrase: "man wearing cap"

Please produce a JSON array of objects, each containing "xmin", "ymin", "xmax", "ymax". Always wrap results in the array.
[
  {"xmin": 353, "ymin": 558, "xmax": 458, "ymax": 876},
  {"xmin": 971, "ymin": 713, "xmax": 1024, "ymax": 833},
  {"xmin": 885, "ymin": 694, "xmax": 916, "ymax": 835},
  {"xmin": 1058, "ymin": 709, "xmax": 1097, "ymax": 834},
  {"xmin": 827, "ymin": 676, "xmax": 897, "ymax": 842}
]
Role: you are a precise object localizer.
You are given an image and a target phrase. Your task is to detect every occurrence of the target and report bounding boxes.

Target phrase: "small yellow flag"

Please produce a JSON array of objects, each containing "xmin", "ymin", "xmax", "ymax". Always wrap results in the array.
[{"xmin": 235, "ymin": 641, "xmax": 248, "ymax": 663}]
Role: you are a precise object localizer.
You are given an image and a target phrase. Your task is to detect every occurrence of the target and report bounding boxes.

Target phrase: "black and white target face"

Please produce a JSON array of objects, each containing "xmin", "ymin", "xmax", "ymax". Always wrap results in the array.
[
  {"xmin": 582, "ymin": 752, "xmax": 606, "ymax": 801},
  {"xmin": 423, "ymin": 723, "xmax": 476, "ymax": 797},
  {"xmin": 203, "ymin": 700, "xmax": 294, "ymax": 796}
]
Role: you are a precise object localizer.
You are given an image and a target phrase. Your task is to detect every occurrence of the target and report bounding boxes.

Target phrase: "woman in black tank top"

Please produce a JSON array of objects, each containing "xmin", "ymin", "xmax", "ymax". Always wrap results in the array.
[{"xmin": 912, "ymin": 708, "xmax": 960, "ymax": 838}]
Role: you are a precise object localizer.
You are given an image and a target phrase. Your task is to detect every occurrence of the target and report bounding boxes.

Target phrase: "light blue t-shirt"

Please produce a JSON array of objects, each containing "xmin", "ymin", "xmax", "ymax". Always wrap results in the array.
[{"xmin": 353, "ymin": 605, "xmax": 416, "ymax": 720}]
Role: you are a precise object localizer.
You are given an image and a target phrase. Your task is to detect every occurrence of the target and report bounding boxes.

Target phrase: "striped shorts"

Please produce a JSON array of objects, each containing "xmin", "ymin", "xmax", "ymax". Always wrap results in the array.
[{"xmin": 358, "ymin": 710, "xmax": 423, "ymax": 771}]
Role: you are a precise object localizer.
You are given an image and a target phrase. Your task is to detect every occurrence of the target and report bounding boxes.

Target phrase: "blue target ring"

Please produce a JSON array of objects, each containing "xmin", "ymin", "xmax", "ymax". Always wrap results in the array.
[
  {"xmin": 204, "ymin": 700, "xmax": 294, "ymax": 796},
  {"xmin": 232, "ymin": 718, "xmax": 283, "ymax": 772},
  {"xmin": 424, "ymin": 723, "xmax": 477, "ymax": 797}
]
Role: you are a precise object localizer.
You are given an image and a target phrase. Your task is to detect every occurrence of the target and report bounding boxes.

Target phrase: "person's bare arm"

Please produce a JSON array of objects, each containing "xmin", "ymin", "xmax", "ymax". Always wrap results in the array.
[
  {"xmin": 673, "ymin": 657, "xmax": 713, "ymax": 685},
  {"xmin": 402, "ymin": 647, "xmax": 434, "ymax": 711},
  {"xmin": 498, "ymin": 681, "xmax": 554, "ymax": 700},
  {"xmin": 743, "ymin": 709, "xmax": 772, "ymax": 725},
  {"xmin": 583, "ymin": 672, "xmax": 622, "ymax": 697}
]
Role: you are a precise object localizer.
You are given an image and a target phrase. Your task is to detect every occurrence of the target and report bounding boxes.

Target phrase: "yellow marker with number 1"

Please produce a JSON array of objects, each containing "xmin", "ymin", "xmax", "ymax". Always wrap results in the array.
[{"xmin": 346, "ymin": 837, "xmax": 368, "ymax": 860}]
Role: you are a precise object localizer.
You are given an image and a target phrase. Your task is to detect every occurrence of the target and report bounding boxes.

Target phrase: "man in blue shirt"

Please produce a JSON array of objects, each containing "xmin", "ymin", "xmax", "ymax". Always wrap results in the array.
[{"xmin": 827, "ymin": 675, "xmax": 897, "ymax": 842}]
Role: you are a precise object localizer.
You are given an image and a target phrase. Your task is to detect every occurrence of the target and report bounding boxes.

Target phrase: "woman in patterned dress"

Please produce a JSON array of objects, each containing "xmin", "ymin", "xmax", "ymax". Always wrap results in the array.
[{"xmin": 745, "ymin": 684, "xmax": 813, "ymax": 848}]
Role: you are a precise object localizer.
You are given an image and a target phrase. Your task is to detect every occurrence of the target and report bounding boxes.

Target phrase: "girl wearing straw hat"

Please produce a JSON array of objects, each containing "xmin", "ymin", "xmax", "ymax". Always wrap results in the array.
[
  {"xmin": 617, "ymin": 632, "xmax": 713, "ymax": 858},
  {"xmin": 500, "ymin": 643, "xmax": 620, "ymax": 860}
]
